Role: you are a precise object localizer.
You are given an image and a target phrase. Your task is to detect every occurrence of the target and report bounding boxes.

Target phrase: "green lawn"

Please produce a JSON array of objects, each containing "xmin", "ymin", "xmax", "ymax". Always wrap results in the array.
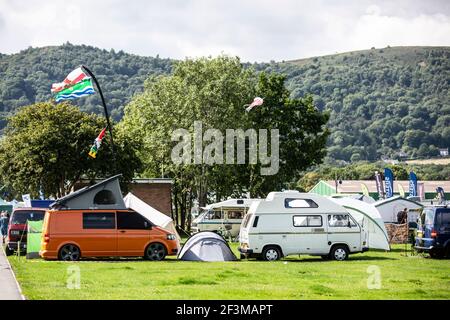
[{"xmin": 7, "ymin": 244, "xmax": 450, "ymax": 300}]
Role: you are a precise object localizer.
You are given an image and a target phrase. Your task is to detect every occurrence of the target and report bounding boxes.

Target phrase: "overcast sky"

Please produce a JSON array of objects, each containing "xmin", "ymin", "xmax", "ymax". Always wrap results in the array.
[{"xmin": 0, "ymin": 0, "xmax": 449, "ymax": 62}]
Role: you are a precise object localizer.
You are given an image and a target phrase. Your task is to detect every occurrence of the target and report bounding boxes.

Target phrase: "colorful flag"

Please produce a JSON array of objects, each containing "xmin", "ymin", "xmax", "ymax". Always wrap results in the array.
[
  {"xmin": 409, "ymin": 172, "xmax": 418, "ymax": 197},
  {"xmin": 398, "ymin": 183, "xmax": 405, "ymax": 198},
  {"xmin": 51, "ymin": 67, "xmax": 89, "ymax": 93},
  {"xmin": 88, "ymin": 128, "xmax": 107, "ymax": 159},
  {"xmin": 384, "ymin": 168, "xmax": 394, "ymax": 198},
  {"xmin": 245, "ymin": 97, "xmax": 264, "ymax": 112},
  {"xmin": 418, "ymin": 182, "xmax": 425, "ymax": 201},
  {"xmin": 361, "ymin": 183, "xmax": 369, "ymax": 196},
  {"xmin": 52, "ymin": 67, "xmax": 95, "ymax": 102},
  {"xmin": 436, "ymin": 187, "xmax": 446, "ymax": 204},
  {"xmin": 374, "ymin": 171, "xmax": 385, "ymax": 199},
  {"xmin": 54, "ymin": 78, "xmax": 95, "ymax": 102}
]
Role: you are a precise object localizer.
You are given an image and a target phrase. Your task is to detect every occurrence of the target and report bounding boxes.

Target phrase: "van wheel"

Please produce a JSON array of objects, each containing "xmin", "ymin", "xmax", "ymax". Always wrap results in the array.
[
  {"xmin": 58, "ymin": 244, "xmax": 81, "ymax": 261},
  {"xmin": 262, "ymin": 246, "xmax": 281, "ymax": 261},
  {"xmin": 429, "ymin": 249, "xmax": 444, "ymax": 259},
  {"xmin": 330, "ymin": 245, "xmax": 348, "ymax": 261},
  {"xmin": 145, "ymin": 243, "xmax": 166, "ymax": 261},
  {"xmin": 4, "ymin": 245, "xmax": 13, "ymax": 256}
]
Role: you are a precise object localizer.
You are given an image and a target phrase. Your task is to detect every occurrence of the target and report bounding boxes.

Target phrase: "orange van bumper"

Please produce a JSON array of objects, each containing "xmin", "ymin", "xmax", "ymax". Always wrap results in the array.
[{"xmin": 39, "ymin": 249, "xmax": 58, "ymax": 260}]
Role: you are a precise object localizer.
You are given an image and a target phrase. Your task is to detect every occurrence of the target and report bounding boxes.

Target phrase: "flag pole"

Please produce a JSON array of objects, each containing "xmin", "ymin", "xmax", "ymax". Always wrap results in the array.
[{"xmin": 80, "ymin": 65, "xmax": 116, "ymax": 161}]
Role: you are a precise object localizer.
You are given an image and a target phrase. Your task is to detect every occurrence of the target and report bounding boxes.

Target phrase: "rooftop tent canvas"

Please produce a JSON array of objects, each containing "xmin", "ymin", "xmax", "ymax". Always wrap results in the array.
[
  {"xmin": 123, "ymin": 192, "xmax": 181, "ymax": 243},
  {"xmin": 50, "ymin": 174, "xmax": 126, "ymax": 210}
]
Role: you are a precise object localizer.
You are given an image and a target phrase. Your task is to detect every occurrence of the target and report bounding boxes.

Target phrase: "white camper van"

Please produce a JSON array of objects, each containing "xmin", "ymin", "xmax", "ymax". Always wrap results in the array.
[
  {"xmin": 191, "ymin": 199, "xmax": 258, "ymax": 238},
  {"xmin": 239, "ymin": 191, "xmax": 368, "ymax": 261}
]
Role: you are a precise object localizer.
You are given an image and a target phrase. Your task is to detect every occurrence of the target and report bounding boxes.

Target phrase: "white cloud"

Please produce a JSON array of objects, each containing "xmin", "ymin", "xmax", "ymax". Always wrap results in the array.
[{"xmin": 0, "ymin": 0, "xmax": 448, "ymax": 61}]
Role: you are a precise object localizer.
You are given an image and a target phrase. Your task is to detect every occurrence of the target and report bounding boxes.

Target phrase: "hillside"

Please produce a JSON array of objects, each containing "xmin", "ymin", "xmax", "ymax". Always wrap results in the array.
[{"xmin": 0, "ymin": 44, "xmax": 449, "ymax": 162}]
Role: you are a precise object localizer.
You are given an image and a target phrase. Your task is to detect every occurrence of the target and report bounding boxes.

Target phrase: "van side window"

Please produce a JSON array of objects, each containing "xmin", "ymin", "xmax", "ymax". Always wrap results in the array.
[
  {"xmin": 94, "ymin": 190, "xmax": 116, "ymax": 205},
  {"xmin": 83, "ymin": 212, "xmax": 115, "ymax": 229},
  {"xmin": 437, "ymin": 209, "xmax": 450, "ymax": 228},
  {"xmin": 228, "ymin": 211, "xmax": 244, "ymax": 219},
  {"xmin": 328, "ymin": 214, "xmax": 356, "ymax": 227},
  {"xmin": 293, "ymin": 215, "xmax": 322, "ymax": 227},
  {"xmin": 117, "ymin": 211, "xmax": 151, "ymax": 230},
  {"xmin": 308, "ymin": 215, "xmax": 322, "ymax": 227},
  {"xmin": 285, "ymin": 198, "xmax": 318, "ymax": 208},
  {"xmin": 252, "ymin": 216, "xmax": 259, "ymax": 228},
  {"xmin": 205, "ymin": 210, "xmax": 222, "ymax": 220}
]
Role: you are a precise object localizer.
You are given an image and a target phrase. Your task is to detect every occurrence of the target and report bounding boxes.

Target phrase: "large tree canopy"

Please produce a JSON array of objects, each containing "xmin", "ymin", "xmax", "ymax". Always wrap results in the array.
[
  {"xmin": 0, "ymin": 101, "xmax": 141, "ymax": 198},
  {"xmin": 121, "ymin": 56, "xmax": 329, "ymax": 228}
]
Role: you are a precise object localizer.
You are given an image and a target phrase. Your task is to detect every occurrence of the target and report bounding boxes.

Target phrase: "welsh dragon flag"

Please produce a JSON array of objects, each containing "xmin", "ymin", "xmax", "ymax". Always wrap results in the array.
[
  {"xmin": 88, "ymin": 128, "xmax": 107, "ymax": 159},
  {"xmin": 51, "ymin": 67, "xmax": 95, "ymax": 102}
]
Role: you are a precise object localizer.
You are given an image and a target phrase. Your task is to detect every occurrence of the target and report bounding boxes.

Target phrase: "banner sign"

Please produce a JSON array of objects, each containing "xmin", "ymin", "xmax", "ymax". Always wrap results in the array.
[
  {"xmin": 384, "ymin": 168, "xmax": 394, "ymax": 198},
  {"xmin": 409, "ymin": 172, "xmax": 418, "ymax": 197}
]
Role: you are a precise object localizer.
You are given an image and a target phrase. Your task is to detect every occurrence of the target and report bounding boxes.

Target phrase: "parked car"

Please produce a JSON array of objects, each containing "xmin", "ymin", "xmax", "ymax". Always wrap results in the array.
[
  {"xmin": 414, "ymin": 205, "xmax": 450, "ymax": 258},
  {"xmin": 40, "ymin": 209, "xmax": 179, "ymax": 261},
  {"xmin": 239, "ymin": 191, "xmax": 368, "ymax": 261},
  {"xmin": 5, "ymin": 208, "xmax": 46, "ymax": 256}
]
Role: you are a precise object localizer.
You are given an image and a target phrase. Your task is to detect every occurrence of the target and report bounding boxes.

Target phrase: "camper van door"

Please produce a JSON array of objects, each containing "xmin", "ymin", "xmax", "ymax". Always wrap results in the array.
[
  {"xmin": 327, "ymin": 214, "xmax": 361, "ymax": 250},
  {"xmin": 289, "ymin": 214, "xmax": 328, "ymax": 254}
]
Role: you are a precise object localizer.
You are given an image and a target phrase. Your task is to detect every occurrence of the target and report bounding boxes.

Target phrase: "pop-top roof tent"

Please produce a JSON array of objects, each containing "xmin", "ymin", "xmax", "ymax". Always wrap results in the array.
[
  {"xmin": 123, "ymin": 192, "xmax": 181, "ymax": 243},
  {"xmin": 252, "ymin": 191, "xmax": 347, "ymax": 215},
  {"xmin": 178, "ymin": 231, "xmax": 237, "ymax": 261},
  {"xmin": 50, "ymin": 174, "xmax": 126, "ymax": 210},
  {"xmin": 374, "ymin": 196, "xmax": 423, "ymax": 223},
  {"xmin": 329, "ymin": 196, "xmax": 390, "ymax": 251}
]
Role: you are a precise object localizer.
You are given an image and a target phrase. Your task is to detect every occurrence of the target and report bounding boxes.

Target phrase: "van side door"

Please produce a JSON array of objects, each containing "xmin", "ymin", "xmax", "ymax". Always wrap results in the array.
[
  {"xmin": 291, "ymin": 215, "xmax": 328, "ymax": 255},
  {"xmin": 81, "ymin": 212, "xmax": 117, "ymax": 256},
  {"xmin": 327, "ymin": 214, "xmax": 361, "ymax": 252},
  {"xmin": 117, "ymin": 211, "xmax": 153, "ymax": 256}
]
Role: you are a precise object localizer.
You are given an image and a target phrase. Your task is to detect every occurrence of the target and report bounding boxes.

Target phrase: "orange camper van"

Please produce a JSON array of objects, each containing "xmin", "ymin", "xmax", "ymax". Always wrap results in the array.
[
  {"xmin": 40, "ymin": 209, "xmax": 179, "ymax": 261},
  {"xmin": 39, "ymin": 174, "xmax": 179, "ymax": 261}
]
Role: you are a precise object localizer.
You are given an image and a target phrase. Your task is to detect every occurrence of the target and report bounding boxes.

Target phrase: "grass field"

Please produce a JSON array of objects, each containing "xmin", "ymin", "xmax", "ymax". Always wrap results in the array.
[{"xmin": 8, "ymin": 244, "xmax": 450, "ymax": 300}]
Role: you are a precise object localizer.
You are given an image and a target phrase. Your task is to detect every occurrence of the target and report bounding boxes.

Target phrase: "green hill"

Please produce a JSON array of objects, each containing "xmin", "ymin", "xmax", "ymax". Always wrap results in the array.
[{"xmin": 0, "ymin": 44, "xmax": 448, "ymax": 162}]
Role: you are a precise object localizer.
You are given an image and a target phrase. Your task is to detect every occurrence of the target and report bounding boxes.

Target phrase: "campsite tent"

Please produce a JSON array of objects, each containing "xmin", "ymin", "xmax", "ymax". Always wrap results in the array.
[
  {"xmin": 374, "ymin": 196, "xmax": 423, "ymax": 223},
  {"xmin": 178, "ymin": 232, "xmax": 237, "ymax": 261},
  {"xmin": 329, "ymin": 197, "xmax": 390, "ymax": 251},
  {"xmin": 123, "ymin": 192, "xmax": 180, "ymax": 242}
]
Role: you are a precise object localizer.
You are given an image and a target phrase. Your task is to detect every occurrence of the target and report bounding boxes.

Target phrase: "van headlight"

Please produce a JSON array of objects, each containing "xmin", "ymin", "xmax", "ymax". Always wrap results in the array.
[{"xmin": 167, "ymin": 234, "xmax": 176, "ymax": 240}]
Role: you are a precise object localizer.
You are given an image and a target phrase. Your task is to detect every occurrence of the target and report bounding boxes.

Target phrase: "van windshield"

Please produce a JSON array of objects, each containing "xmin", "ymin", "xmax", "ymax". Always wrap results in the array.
[{"xmin": 11, "ymin": 211, "xmax": 45, "ymax": 225}]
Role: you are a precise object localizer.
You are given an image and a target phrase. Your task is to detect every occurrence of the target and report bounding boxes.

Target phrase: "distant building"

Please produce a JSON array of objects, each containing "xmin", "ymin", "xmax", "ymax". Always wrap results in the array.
[
  {"xmin": 309, "ymin": 180, "xmax": 450, "ymax": 200},
  {"xmin": 439, "ymin": 148, "xmax": 449, "ymax": 157},
  {"xmin": 397, "ymin": 151, "xmax": 408, "ymax": 159}
]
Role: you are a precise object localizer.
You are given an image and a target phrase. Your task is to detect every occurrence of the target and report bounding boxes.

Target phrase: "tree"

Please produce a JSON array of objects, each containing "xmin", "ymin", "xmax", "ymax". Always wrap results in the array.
[
  {"xmin": 121, "ymin": 56, "xmax": 329, "ymax": 229},
  {"xmin": 0, "ymin": 101, "xmax": 142, "ymax": 198}
]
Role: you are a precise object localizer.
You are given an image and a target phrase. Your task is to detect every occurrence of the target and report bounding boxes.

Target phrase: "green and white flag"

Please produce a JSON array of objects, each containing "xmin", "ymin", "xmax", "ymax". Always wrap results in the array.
[{"xmin": 54, "ymin": 78, "xmax": 95, "ymax": 102}]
